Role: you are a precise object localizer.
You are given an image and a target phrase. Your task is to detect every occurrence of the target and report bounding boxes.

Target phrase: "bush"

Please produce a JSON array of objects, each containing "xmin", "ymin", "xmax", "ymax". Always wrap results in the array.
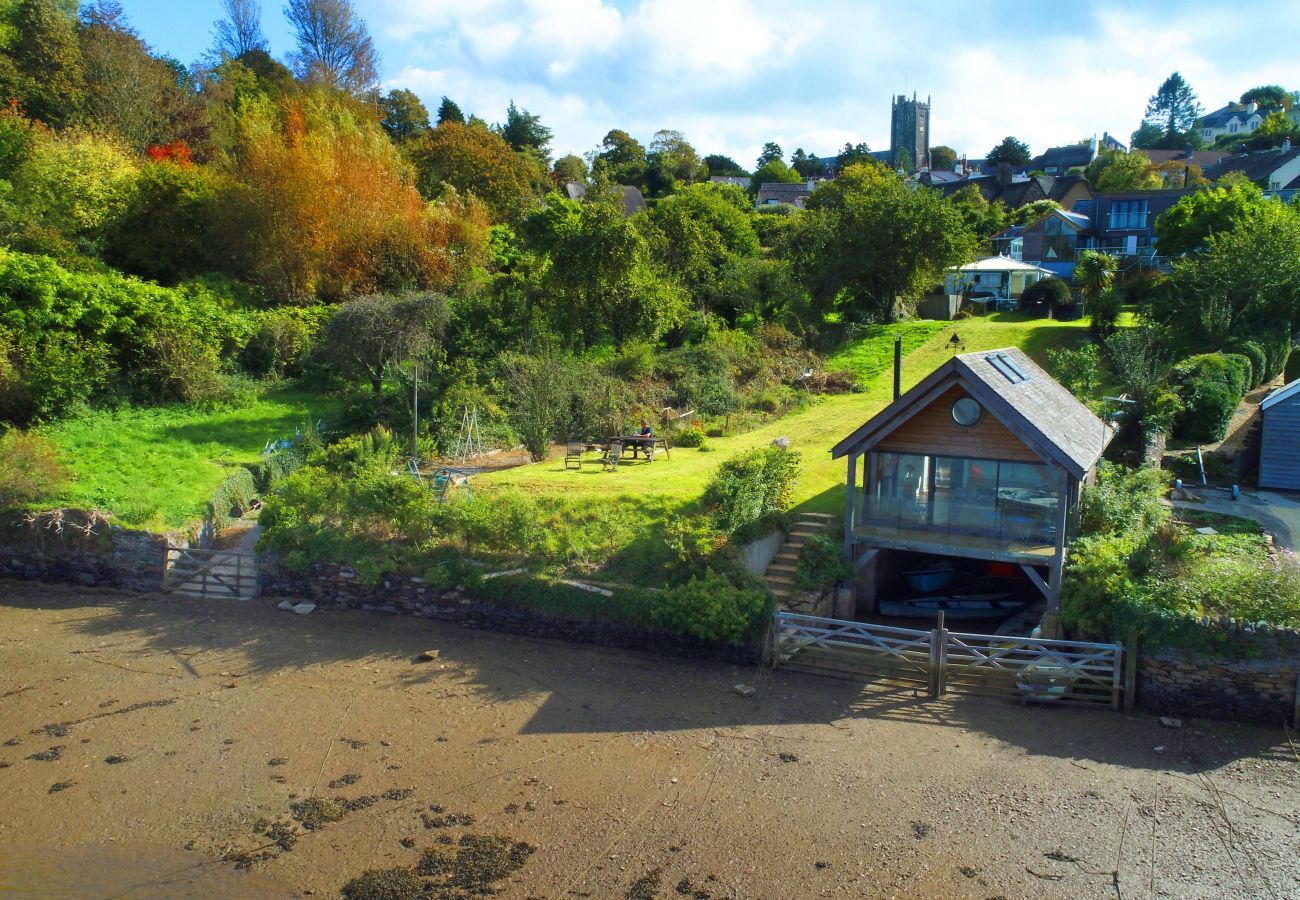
[
  {"xmin": 672, "ymin": 426, "xmax": 708, "ymax": 448},
  {"xmin": 794, "ymin": 532, "xmax": 853, "ymax": 594},
  {"xmin": 664, "ymin": 514, "xmax": 727, "ymax": 569},
  {"xmin": 1045, "ymin": 343, "xmax": 1100, "ymax": 399},
  {"xmin": 652, "ymin": 568, "xmax": 770, "ymax": 644},
  {"xmin": 208, "ymin": 468, "xmax": 257, "ymax": 534},
  {"xmin": 1019, "ymin": 277, "xmax": 1070, "ymax": 313},
  {"xmin": 702, "ymin": 446, "xmax": 800, "ymax": 538},
  {"xmin": 1169, "ymin": 353, "xmax": 1246, "ymax": 443},
  {"xmin": 1229, "ymin": 340, "xmax": 1267, "ymax": 388},
  {"xmin": 1078, "ymin": 462, "xmax": 1169, "ymax": 538},
  {"xmin": 240, "ymin": 306, "xmax": 328, "ymax": 378},
  {"xmin": 1261, "ymin": 332, "xmax": 1291, "ymax": 383},
  {"xmin": 1088, "ymin": 289, "xmax": 1122, "ymax": 338},
  {"xmin": 0, "ymin": 430, "xmax": 67, "ymax": 510}
]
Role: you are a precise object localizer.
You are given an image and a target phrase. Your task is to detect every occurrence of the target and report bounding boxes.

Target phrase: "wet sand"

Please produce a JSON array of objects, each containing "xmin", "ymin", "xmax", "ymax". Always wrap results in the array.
[{"xmin": 1, "ymin": 582, "xmax": 1297, "ymax": 898}]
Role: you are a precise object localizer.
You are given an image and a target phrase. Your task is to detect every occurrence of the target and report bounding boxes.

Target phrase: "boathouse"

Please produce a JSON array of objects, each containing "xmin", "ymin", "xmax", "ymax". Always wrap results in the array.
[{"xmin": 830, "ymin": 347, "xmax": 1114, "ymax": 636}]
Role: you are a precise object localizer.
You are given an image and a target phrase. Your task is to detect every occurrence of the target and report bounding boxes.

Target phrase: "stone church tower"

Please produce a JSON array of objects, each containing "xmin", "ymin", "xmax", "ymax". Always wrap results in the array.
[{"xmin": 890, "ymin": 93, "xmax": 930, "ymax": 172}]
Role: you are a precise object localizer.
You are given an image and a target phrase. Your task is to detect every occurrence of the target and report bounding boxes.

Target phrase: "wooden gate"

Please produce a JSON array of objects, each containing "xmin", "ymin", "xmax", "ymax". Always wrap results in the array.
[
  {"xmin": 163, "ymin": 546, "xmax": 259, "ymax": 600},
  {"xmin": 773, "ymin": 611, "xmax": 1123, "ymax": 708}
]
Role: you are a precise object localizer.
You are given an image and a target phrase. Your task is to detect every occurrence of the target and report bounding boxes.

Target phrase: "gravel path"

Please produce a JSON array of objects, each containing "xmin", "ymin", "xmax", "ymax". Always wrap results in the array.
[{"xmin": 1, "ymin": 583, "xmax": 1297, "ymax": 898}]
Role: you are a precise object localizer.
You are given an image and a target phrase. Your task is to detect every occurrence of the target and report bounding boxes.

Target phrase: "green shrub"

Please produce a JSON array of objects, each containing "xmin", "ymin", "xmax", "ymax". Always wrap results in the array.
[
  {"xmin": 1045, "ymin": 343, "xmax": 1100, "ymax": 399},
  {"xmin": 1229, "ymin": 340, "xmax": 1267, "ymax": 388},
  {"xmin": 1285, "ymin": 344, "xmax": 1300, "ymax": 383},
  {"xmin": 664, "ymin": 514, "xmax": 726, "ymax": 569},
  {"xmin": 1019, "ymin": 277, "xmax": 1070, "ymax": 313},
  {"xmin": 652, "ymin": 568, "xmax": 770, "ymax": 644},
  {"xmin": 475, "ymin": 574, "xmax": 658, "ymax": 629},
  {"xmin": 1261, "ymin": 333, "xmax": 1291, "ymax": 382},
  {"xmin": 1169, "ymin": 353, "xmax": 1245, "ymax": 442},
  {"xmin": 748, "ymin": 384, "xmax": 797, "ymax": 414},
  {"xmin": 208, "ymin": 468, "xmax": 257, "ymax": 534},
  {"xmin": 1078, "ymin": 462, "xmax": 1169, "ymax": 538},
  {"xmin": 794, "ymin": 532, "xmax": 853, "ymax": 594},
  {"xmin": 702, "ymin": 446, "xmax": 800, "ymax": 538},
  {"xmin": 672, "ymin": 426, "xmax": 708, "ymax": 448},
  {"xmin": 1221, "ymin": 353, "xmax": 1252, "ymax": 397},
  {"xmin": 240, "ymin": 306, "xmax": 328, "ymax": 378},
  {"xmin": 1165, "ymin": 552, "xmax": 1300, "ymax": 627},
  {"xmin": 1088, "ymin": 289, "xmax": 1122, "ymax": 338}
]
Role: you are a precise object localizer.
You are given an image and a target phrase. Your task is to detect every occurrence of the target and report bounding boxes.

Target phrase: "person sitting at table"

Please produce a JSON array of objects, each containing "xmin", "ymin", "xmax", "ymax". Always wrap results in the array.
[{"xmin": 638, "ymin": 418, "xmax": 653, "ymax": 436}]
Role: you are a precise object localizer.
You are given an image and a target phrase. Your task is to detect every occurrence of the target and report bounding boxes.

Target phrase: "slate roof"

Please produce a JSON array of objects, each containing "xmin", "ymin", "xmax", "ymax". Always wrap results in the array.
[
  {"xmin": 1032, "ymin": 144, "xmax": 1096, "ymax": 172},
  {"xmin": 1047, "ymin": 173, "xmax": 1093, "ymax": 205},
  {"xmin": 1203, "ymin": 147, "xmax": 1300, "ymax": 185},
  {"xmin": 1199, "ymin": 103, "xmax": 1262, "ymax": 128},
  {"xmin": 1144, "ymin": 148, "xmax": 1230, "ymax": 169},
  {"xmin": 756, "ymin": 182, "xmax": 812, "ymax": 207},
  {"xmin": 832, "ymin": 347, "xmax": 1111, "ymax": 479}
]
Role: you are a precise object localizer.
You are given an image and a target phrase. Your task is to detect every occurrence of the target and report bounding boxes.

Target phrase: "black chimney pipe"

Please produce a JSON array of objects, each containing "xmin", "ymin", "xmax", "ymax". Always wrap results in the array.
[{"xmin": 893, "ymin": 337, "xmax": 902, "ymax": 401}]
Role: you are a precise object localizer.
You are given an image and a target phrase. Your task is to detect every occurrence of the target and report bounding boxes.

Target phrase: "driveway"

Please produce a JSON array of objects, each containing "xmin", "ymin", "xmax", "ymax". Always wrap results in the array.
[{"xmin": 1172, "ymin": 487, "xmax": 1300, "ymax": 550}]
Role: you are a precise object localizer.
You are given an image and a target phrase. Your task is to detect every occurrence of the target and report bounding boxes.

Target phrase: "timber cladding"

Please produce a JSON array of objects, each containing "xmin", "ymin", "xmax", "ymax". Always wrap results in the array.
[{"xmin": 876, "ymin": 386, "xmax": 1041, "ymax": 462}]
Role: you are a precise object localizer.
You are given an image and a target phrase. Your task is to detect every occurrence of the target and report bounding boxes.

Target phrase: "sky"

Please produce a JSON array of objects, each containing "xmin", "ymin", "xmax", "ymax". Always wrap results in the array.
[{"xmin": 126, "ymin": 0, "xmax": 1299, "ymax": 168}]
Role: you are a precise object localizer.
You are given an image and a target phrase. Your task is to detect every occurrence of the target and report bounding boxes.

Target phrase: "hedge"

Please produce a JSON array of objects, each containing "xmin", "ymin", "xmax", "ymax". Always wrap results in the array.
[{"xmin": 1170, "ymin": 353, "xmax": 1247, "ymax": 443}]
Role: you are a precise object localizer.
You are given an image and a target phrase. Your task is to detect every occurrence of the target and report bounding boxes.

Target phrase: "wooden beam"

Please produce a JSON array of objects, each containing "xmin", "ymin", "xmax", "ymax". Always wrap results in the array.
[
  {"xmin": 1020, "ymin": 564, "xmax": 1051, "ymax": 601},
  {"xmin": 854, "ymin": 547, "xmax": 880, "ymax": 571},
  {"xmin": 844, "ymin": 451, "xmax": 858, "ymax": 562}
]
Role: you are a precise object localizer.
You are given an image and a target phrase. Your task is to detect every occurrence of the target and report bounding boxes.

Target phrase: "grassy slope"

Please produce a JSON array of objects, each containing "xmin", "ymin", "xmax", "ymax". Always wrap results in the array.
[
  {"xmin": 42, "ymin": 388, "xmax": 340, "ymax": 530},
  {"xmin": 487, "ymin": 312, "xmax": 1096, "ymax": 519}
]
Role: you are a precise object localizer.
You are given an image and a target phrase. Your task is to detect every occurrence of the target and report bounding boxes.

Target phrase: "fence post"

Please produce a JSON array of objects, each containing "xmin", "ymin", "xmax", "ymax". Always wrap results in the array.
[
  {"xmin": 1123, "ymin": 631, "xmax": 1138, "ymax": 712},
  {"xmin": 936, "ymin": 611, "xmax": 947, "ymax": 697},
  {"xmin": 927, "ymin": 626, "xmax": 939, "ymax": 698}
]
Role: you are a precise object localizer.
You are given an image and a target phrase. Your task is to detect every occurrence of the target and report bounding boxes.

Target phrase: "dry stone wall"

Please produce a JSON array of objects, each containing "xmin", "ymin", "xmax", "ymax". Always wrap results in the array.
[{"xmin": 0, "ymin": 510, "xmax": 176, "ymax": 593}]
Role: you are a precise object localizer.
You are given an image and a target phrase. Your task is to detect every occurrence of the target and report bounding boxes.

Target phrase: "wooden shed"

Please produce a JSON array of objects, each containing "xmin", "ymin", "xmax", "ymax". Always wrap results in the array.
[
  {"xmin": 1259, "ymin": 378, "xmax": 1300, "ymax": 491},
  {"xmin": 831, "ymin": 347, "xmax": 1115, "ymax": 636}
]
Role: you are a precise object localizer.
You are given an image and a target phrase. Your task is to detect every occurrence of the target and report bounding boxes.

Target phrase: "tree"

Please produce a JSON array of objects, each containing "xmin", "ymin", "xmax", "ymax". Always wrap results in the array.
[
  {"xmin": 946, "ymin": 184, "xmax": 1008, "ymax": 243},
  {"xmin": 435, "ymin": 96, "xmax": 463, "ymax": 125},
  {"xmin": 784, "ymin": 162, "xmax": 979, "ymax": 322},
  {"xmin": 1074, "ymin": 250, "xmax": 1117, "ymax": 302},
  {"xmin": 836, "ymin": 142, "xmax": 873, "ymax": 169},
  {"xmin": 318, "ymin": 291, "xmax": 450, "ymax": 399},
  {"xmin": 1240, "ymin": 85, "xmax": 1294, "ymax": 111},
  {"xmin": 1106, "ymin": 325, "xmax": 1173, "ymax": 415},
  {"xmin": 551, "ymin": 153, "xmax": 586, "ymax": 185},
  {"xmin": 986, "ymin": 136, "xmax": 1030, "ymax": 166},
  {"xmin": 285, "ymin": 0, "xmax": 379, "ymax": 94},
  {"xmin": 1141, "ymin": 72, "xmax": 1202, "ymax": 147},
  {"xmin": 11, "ymin": 128, "xmax": 138, "ymax": 241},
  {"xmin": 756, "ymin": 142, "xmax": 782, "ymax": 169},
  {"xmin": 1245, "ymin": 110, "xmax": 1299, "ymax": 149},
  {"xmin": 1149, "ymin": 159, "xmax": 1207, "ymax": 189},
  {"xmin": 410, "ymin": 121, "xmax": 535, "ymax": 222},
  {"xmin": 749, "ymin": 157, "xmax": 800, "ymax": 196},
  {"xmin": 597, "ymin": 129, "xmax": 647, "ymax": 185},
  {"xmin": 212, "ymin": 0, "xmax": 266, "ymax": 59},
  {"xmin": 645, "ymin": 128, "xmax": 704, "ymax": 196},
  {"xmin": 499, "ymin": 345, "xmax": 571, "ymax": 461},
  {"xmin": 790, "ymin": 148, "xmax": 822, "ymax": 178},
  {"xmin": 378, "ymin": 88, "xmax": 429, "ymax": 142},
  {"xmin": 1155, "ymin": 180, "xmax": 1271, "ymax": 257},
  {"xmin": 499, "ymin": 100, "xmax": 551, "ymax": 157},
  {"xmin": 5, "ymin": 0, "xmax": 85, "ymax": 128},
  {"xmin": 704, "ymin": 153, "xmax": 746, "ymax": 177},
  {"xmin": 1129, "ymin": 121, "xmax": 1164, "ymax": 150},
  {"xmin": 929, "ymin": 145, "xmax": 957, "ymax": 170},
  {"xmin": 1085, "ymin": 149, "xmax": 1161, "ymax": 192}
]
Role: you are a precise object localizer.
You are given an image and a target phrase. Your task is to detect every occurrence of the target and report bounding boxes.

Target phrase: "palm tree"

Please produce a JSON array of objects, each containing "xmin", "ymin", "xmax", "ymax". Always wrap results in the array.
[{"xmin": 1075, "ymin": 250, "xmax": 1117, "ymax": 302}]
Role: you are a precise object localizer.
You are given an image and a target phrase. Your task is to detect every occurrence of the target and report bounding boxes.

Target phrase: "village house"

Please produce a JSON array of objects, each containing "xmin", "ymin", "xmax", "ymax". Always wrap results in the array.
[
  {"xmin": 1202, "ymin": 141, "xmax": 1300, "ymax": 191},
  {"xmin": 755, "ymin": 181, "xmax": 812, "ymax": 208},
  {"xmin": 1198, "ymin": 100, "xmax": 1266, "ymax": 143},
  {"xmin": 832, "ymin": 347, "xmax": 1114, "ymax": 637}
]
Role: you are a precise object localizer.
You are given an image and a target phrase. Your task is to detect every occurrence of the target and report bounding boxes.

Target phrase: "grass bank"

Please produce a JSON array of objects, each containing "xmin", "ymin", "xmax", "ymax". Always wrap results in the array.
[{"xmin": 41, "ymin": 387, "xmax": 341, "ymax": 530}]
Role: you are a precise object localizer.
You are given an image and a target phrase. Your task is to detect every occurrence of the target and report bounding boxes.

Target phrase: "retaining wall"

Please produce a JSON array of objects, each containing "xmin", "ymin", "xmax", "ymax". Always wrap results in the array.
[
  {"xmin": 0, "ymin": 510, "xmax": 176, "ymax": 592},
  {"xmin": 259, "ymin": 561, "xmax": 760, "ymax": 665},
  {"xmin": 1136, "ymin": 621, "xmax": 1300, "ymax": 725}
]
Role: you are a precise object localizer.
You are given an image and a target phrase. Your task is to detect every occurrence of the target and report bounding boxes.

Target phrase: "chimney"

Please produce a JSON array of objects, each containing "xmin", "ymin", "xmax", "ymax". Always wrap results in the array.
[
  {"xmin": 1284, "ymin": 137, "xmax": 1292, "ymax": 153},
  {"xmin": 997, "ymin": 160, "xmax": 1013, "ymax": 188},
  {"xmin": 1183, "ymin": 144, "xmax": 1193, "ymax": 159}
]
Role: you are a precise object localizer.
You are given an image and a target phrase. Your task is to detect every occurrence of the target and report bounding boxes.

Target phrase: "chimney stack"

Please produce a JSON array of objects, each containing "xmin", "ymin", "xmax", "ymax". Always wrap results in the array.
[
  {"xmin": 997, "ymin": 160, "xmax": 1013, "ymax": 188},
  {"xmin": 1284, "ymin": 137, "xmax": 1292, "ymax": 153}
]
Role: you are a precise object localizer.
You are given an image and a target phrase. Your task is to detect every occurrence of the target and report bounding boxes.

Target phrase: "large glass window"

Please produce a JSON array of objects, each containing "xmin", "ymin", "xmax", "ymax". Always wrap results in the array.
[
  {"xmin": 1041, "ymin": 217, "xmax": 1075, "ymax": 261},
  {"xmin": 859, "ymin": 452, "xmax": 1060, "ymax": 547},
  {"xmin": 1108, "ymin": 199, "xmax": 1149, "ymax": 230}
]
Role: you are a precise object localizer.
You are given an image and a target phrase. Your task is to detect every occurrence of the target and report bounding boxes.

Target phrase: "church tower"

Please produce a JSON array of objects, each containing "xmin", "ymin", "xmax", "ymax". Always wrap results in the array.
[{"xmin": 890, "ymin": 93, "xmax": 931, "ymax": 172}]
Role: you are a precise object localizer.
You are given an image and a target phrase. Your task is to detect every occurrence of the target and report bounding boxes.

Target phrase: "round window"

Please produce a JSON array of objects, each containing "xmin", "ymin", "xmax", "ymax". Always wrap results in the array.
[{"xmin": 952, "ymin": 397, "xmax": 982, "ymax": 427}]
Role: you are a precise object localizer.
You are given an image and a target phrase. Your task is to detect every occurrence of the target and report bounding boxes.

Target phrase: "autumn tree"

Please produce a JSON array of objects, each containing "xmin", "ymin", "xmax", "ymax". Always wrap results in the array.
[
  {"xmin": 410, "ymin": 121, "xmax": 535, "ymax": 222},
  {"xmin": 784, "ymin": 162, "xmax": 978, "ymax": 322},
  {"xmin": 212, "ymin": 0, "xmax": 267, "ymax": 59},
  {"xmin": 285, "ymin": 0, "xmax": 379, "ymax": 93}
]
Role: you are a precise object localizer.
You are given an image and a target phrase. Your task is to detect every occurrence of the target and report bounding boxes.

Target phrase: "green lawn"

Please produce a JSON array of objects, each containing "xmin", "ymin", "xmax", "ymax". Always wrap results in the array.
[
  {"xmin": 488, "ymin": 311, "xmax": 1096, "ymax": 519},
  {"xmin": 41, "ymin": 388, "xmax": 341, "ymax": 530}
]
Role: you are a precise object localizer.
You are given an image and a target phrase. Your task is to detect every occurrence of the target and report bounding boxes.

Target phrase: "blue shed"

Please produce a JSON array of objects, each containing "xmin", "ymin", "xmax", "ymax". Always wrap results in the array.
[{"xmin": 1259, "ymin": 378, "xmax": 1300, "ymax": 491}]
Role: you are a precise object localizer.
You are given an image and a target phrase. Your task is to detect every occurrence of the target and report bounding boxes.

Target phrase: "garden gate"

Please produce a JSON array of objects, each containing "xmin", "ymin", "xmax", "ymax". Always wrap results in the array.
[
  {"xmin": 773, "ymin": 611, "xmax": 1124, "ymax": 708},
  {"xmin": 163, "ymin": 546, "xmax": 259, "ymax": 601}
]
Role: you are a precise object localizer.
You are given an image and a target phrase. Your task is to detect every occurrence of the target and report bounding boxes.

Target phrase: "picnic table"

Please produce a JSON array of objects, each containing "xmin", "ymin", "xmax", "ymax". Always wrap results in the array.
[{"xmin": 606, "ymin": 435, "xmax": 670, "ymax": 460}]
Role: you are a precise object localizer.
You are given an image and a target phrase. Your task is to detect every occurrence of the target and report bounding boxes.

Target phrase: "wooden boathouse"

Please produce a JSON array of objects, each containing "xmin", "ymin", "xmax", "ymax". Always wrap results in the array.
[{"xmin": 830, "ymin": 346, "xmax": 1115, "ymax": 636}]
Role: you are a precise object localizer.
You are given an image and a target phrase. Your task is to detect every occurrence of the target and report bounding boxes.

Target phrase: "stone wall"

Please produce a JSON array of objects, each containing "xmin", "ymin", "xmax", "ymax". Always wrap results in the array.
[
  {"xmin": 0, "ymin": 510, "xmax": 176, "ymax": 592},
  {"xmin": 260, "ymin": 561, "xmax": 762, "ymax": 665},
  {"xmin": 1137, "ymin": 621, "xmax": 1300, "ymax": 725}
]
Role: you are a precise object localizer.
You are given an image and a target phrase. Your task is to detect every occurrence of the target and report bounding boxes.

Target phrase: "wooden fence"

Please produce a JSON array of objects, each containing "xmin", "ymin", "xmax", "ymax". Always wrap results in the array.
[
  {"xmin": 774, "ymin": 611, "xmax": 1124, "ymax": 708},
  {"xmin": 163, "ymin": 546, "xmax": 259, "ymax": 601}
]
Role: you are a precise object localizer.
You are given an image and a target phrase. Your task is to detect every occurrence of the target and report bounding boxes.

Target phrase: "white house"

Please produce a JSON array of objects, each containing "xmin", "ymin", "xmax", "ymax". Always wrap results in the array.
[{"xmin": 1199, "ymin": 101, "xmax": 1265, "ymax": 143}]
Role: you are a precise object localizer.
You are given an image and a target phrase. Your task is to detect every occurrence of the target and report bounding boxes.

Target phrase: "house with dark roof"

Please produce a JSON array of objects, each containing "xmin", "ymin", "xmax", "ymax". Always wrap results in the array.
[
  {"xmin": 562, "ymin": 182, "xmax": 648, "ymax": 217},
  {"xmin": 1203, "ymin": 142, "xmax": 1300, "ymax": 190},
  {"xmin": 756, "ymin": 182, "xmax": 812, "ymax": 208},
  {"xmin": 1144, "ymin": 147, "xmax": 1230, "ymax": 170},
  {"xmin": 832, "ymin": 347, "xmax": 1114, "ymax": 636},
  {"xmin": 991, "ymin": 208, "xmax": 1091, "ymax": 278},
  {"xmin": 929, "ymin": 164, "xmax": 1093, "ymax": 212},
  {"xmin": 1030, "ymin": 141, "xmax": 1097, "ymax": 176},
  {"xmin": 1198, "ymin": 101, "xmax": 1266, "ymax": 143},
  {"xmin": 1075, "ymin": 188, "xmax": 1196, "ymax": 261}
]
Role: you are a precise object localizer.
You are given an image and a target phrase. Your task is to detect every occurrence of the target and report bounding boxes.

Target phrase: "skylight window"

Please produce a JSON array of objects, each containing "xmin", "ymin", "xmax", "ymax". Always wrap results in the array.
[{"xmin": 986, "ymin": 352, "xmax": 1029, "ymax": 384}]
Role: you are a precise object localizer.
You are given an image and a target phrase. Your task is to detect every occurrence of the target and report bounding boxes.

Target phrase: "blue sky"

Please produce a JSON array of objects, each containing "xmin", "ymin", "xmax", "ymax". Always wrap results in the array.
[{"xmin": 128, "ymin": 1, "xmax": 1298, "ymax": 167}]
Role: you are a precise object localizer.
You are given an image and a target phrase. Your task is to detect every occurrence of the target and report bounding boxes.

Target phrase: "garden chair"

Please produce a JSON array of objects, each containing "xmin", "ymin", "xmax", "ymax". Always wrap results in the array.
[
  {"xmin": 563, "ymin": 442, "xmax": 584, "ymax": 470},
  {"xmin": 601, "ymin": 441, "xmax": 623, "ymax": 471}
]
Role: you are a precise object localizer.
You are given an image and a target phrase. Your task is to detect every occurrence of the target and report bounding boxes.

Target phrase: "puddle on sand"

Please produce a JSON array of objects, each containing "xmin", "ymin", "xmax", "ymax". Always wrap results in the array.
[{"xmin": 0, "ymin": 843, "xmax": 299, "ymax": 898}]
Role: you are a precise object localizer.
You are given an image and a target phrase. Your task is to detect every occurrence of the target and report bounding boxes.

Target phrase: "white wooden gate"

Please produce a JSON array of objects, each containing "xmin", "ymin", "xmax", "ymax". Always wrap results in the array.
[
  {"xmin": 163, "ymin": 546, "xmax": 259, "ymax": 600},
  {"xmin": 773, "ymin": 611, "xmax": 1123, "ymax": 708}
]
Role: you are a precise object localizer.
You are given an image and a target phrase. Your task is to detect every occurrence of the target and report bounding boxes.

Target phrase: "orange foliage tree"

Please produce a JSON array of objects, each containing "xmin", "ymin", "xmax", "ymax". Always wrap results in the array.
[{"xmin": 226, "ymin": 93, "xmax": 488, "ymax": 302}]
